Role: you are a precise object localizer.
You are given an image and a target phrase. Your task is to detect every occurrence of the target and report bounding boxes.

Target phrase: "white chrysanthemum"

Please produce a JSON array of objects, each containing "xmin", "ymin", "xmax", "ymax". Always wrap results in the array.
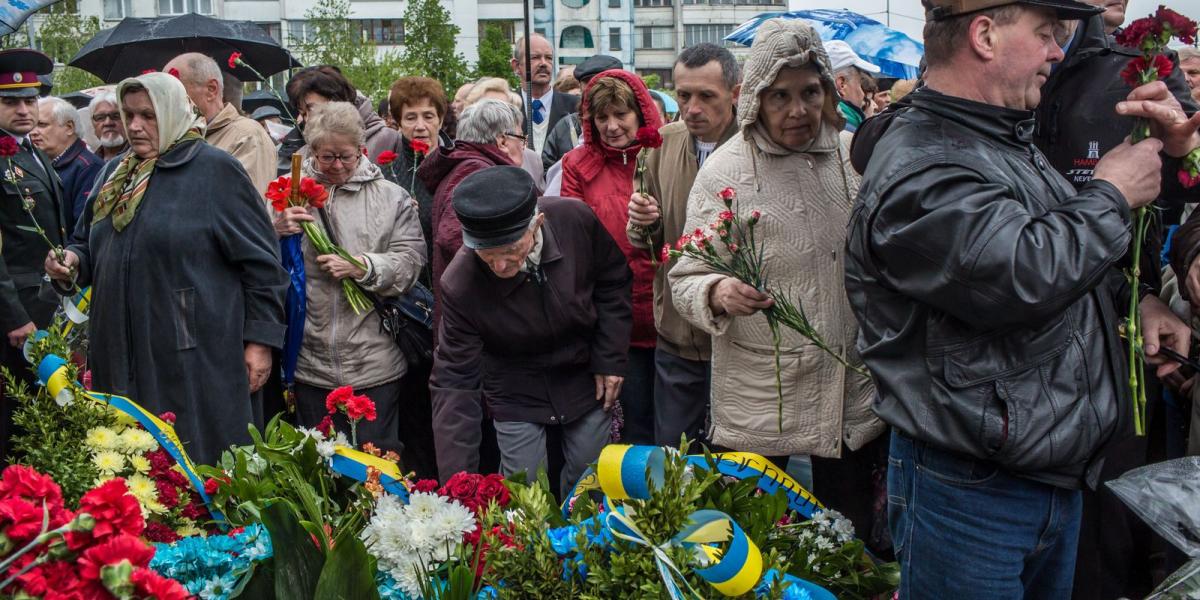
[
  {"xmin": 814, "ymin": 536, "xmax": 835, "ymax": 552},
  {"xmin": 127, "ymin": 473, "xmax": 157, "ymax": 501},
  {"xmin": 315, "ymin": 431, "xmax": 350, "ymax": 459},
  {"xmin": 405, "ymin": 492, "xmax": 444, "ymax": 521},
  {"xmin": 129, "ymin": 455, "xmax": 151, "ymax": 474},
  {"xmin": 93, "ymin": 450, "xmax": 125, "ymax": 473},
  {"xmin": 389, "ymin": 557, "xmax": 426, "ymax": 599},
  {"xmin": 85, "ymin": 427, "xmax": 119, "ymax": 450},
  {"xmin": 118, "ymin": 429, "xmax": 158, "ymax": 454},
  {"xmin": 430, "ymin": 499, "xmax": 476, "ymax": 545}
]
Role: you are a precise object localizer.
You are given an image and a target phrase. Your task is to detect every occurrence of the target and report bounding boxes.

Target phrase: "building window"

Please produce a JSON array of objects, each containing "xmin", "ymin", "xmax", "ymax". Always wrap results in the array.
[
  {"xmin": 559, "ymin": 26, "xmax": 594, "ymax": 49},
  {"xmin": 258, "ymin": 22, "xmax": 281, "ymax": 43},
  {"xmin": 103, "ymin": 0, "xmax": 129, "ymax": 19},
  {"xmin": 561, "ymin": 0, "xmax": 589, "ymax": 8},
  {"xmin": 534, "ymin": 0, "xmax": 545, "ymax": 7},
  {"xmin": 358, "ymin": 19, "xmax": 404, "ymax": 44},
  {"xmin": 634, "ymin": 0, "xmax": 671, "ymax": 6},
  {"xmin": 609, "ymin": 0, "xmax": 621, "ymax": 6},
  {"xmin": 609, "ymin": 27, "xmax": 621, "ymax": 51},
  {"xmin": 158, "ymin": 0, "xmax": 211, "ymax": 14},
  {"xmin": 287, "ymin": 21, "xmax": 317, "ymax": 44},
  {"xmin": 685, "ymin": 23, "xmax": 736, "ymax": 46},
  {"xmin": 634, "ymin": 26, "xmax": 673, "ymax": 49}
]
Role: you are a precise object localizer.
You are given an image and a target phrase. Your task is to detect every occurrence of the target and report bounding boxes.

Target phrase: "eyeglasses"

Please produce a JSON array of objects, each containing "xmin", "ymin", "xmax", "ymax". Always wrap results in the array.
[
  {"xmin": 315, "ymin": 153, "xmax": 360, "ymax": 166},
  {"xmin": 504, "ymin": 132, "xmax": 527, "ymax": 143},
  {"xmin": 92, "ymin": 112, "xmax": 121, "ymax": 124}
]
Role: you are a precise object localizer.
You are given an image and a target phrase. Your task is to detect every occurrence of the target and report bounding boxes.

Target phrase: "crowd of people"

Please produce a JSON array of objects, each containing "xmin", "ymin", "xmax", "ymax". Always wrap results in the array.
[{"xmin": 1, "ymin": 0, "xmax": 1199, "ymax": 595}]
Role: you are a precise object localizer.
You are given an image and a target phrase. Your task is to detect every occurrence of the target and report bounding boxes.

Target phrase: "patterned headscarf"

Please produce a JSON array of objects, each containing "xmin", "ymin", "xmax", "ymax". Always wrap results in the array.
[{"xmin": 92, "ymin": 72, "xmax": 205, "ymax": 231}]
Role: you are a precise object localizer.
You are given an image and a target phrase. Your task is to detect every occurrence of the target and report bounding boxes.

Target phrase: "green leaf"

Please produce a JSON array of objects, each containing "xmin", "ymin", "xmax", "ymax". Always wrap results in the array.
[
  {"xmin": 232, "ymin": 561, "xmax": 276, "ymax": 600},
  {"xmin": 313, "ymin": 527, "xmax": 381, "ymax": 600},
  {"xmin": 260, "ymin": 501, "xmax": 325, "ymax": 600},
  {"xmin": 15, "ymin": 225, "xmax": 40, "ymax": 234}
]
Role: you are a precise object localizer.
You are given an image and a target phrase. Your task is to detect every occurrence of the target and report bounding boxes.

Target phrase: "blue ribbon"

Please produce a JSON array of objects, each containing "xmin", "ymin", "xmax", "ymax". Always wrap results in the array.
[{"xmin": 280, "ymin": 234, "xmax": 306, "ymax": 388}]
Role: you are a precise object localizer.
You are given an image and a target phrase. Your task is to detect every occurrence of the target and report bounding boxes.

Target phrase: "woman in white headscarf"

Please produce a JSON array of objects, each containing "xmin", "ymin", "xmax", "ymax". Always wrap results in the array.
[{"xmin": 47, "ymin": 72, "xmax": 288, "ymax": 465}]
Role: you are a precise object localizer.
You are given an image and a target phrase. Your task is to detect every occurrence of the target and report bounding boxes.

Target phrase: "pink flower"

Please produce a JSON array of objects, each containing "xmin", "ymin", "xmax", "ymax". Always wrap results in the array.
[
  {"xmin": 227, "ymin": 52, "xmax": 243, "ymax": 69},
  {"xmin": 1178, "ymin": 168, "xmax": 1200, "ymax": 188}
]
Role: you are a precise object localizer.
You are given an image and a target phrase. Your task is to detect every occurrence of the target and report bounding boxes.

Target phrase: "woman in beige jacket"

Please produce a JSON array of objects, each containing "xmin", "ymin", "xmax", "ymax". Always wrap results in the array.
[
  {"xmin": 274, "ymin": 102, "xmax": 427, "ymax": 454},
  {"xmin": 668, "ymin": 19, "xmax": 885, "ymax": 537}
]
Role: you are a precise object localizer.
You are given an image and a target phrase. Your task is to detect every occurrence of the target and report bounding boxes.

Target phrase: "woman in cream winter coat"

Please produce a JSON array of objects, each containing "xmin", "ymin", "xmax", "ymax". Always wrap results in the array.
[
  {"xmin": 667, "ymin": 19, "xmax": 885, "ymax": 537},
  {"xmin": 274, "ymin": 101, "xmax": 427, "ymax": 454}
]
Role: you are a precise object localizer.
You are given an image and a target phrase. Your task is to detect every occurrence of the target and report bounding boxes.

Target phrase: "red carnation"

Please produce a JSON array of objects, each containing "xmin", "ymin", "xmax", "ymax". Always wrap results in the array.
[
  {"xmin": 155, "ymin": 479, "xmax": 180, "ymax": 510},
  {"xmin": 1157, "ymin": 5, "xmax": 1198, "ymax": 44},
  {"xmin": 0, "ymin": 136, "xmax": 18, "ymax": 157},
  {"xmin": 132, "ymin": 567, "xmax": 190, "ymax": 600},
  {"xmin": 660, "ymin": 245, "xmax": 671, "ymax": 263},
  {"xmin": 1179, "ymin": 168, "xmax": 1200, "ymax": 188},
  {"xmin": 72, "ymin": 479, "xmax": 145, "ymax": 545},
  {"xmin": 1115, "ymin": 17, "xmax": 1161, "ymax": 49},
  {"xmin": 12, "ymin": 559, "xmax": 80, "ymax": 598},
  {"xmin": 0, "ymin": 465, "xmax": 64, "ymax": 508},
  {"xmin": 410, "ymin": 138, "xmax": 430, "ymax": 155},
  {"xmin": 345, "ymin": 394, "xmax": 377, "ymax": 422},
  {"xmin": 167, "ymin": 68, "xmax": 180, "ymax": 79},
  {"xmin": 718, "ymin": 187, "xmax": 735, "ymax": 203},
  {"xmin": 316, "ymin": 415, "xmax": 334, "ymax": 436},
  {"xmin": 77, "ymin": 534, "xmax": 154, "ymax": 580},
  {"xmin": 266, "ymin": 175, "xmax": 292, "ymax": 212},
  {"xmin": 180, "ymin": 500, "xmax": 206, "ymax": 520},
  {"xmin": 325, "ymin": 386, "xmax": 355, "ymax": 414},
  {"xmin": 158, "ymin": 411, "xmax": 176, "ymax": 424},
  {"xmin": 145, "ymin": 450, "xmax": 172, "ymax": 476},
  {"xmin": 717, "ymin": 210, "xmax": 734, "ymax": 223},
  {"xmin": 635, "ymin": 126, "xmax": 663, "ymax": 149},
  {"xmin": 203, "ymin": 476, "xmax": 228, "ymax": 496},
  {"xmin": 0, "ymin": 497, "xmax": 51, "ymax": 543},
  {"xmin": 413, "ymin": 479, "xmax": 439, "ymax": 493},
  {"xmin": 376, "ymin": 150, "xmax": 398, "ymax": 165},
  {"xmin": 1121, "ymin": 54, "xmax": 1174, "ymax": 87},
  {"xmin": 143, "ymin": 521, "xmax": 180, "ymax": 543},
  {"xmin": 228, "ymin": 52, "xmax": 243, "ymax": 69}
]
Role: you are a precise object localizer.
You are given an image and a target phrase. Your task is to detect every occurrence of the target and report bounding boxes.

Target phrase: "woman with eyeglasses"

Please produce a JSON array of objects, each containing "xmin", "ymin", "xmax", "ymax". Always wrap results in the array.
[{"xmin": 273, "ymin": 101, "xmax": 426, "ymax": 454}]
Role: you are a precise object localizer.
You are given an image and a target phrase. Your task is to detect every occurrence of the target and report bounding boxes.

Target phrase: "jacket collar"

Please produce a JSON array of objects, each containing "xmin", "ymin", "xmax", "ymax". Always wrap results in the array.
[
  {"xmin": 685, "ymin": 117, "xmax": 740, "ymax": 160},
  {"xmin": 910, "ymin": 87, "xmax": 1035, "ymax": 149},
  {"xmin": 485, "ymin": 215, "xmax": 564, "ymax": 297},
  {"xmin": 52, "ymin": 137, "xmax": 89, "ymax": 168},
  {"xmin": 206, "ymin": 102, "xmax": 240, "ymax": 134},
  {"xmin": 155, "ymin": 137, "xmax": 206, "ymax": 169}
]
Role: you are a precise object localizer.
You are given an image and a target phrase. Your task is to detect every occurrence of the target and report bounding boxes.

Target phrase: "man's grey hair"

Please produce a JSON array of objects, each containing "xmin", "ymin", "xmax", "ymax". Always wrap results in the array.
[
  {"xmin": 1180, "ymin": 46, "xmax": 1200, "ymax": 62},
  {"xmin": 38, "ymin": 96, "xmax": 79, "ymax": 130},
  {"xmin": 88, "ymin": 90, "xmax": 119, "ymax": 113},
  {"xmin": 512, "ymin": 33, "xmax": 550, "ymax": 62},
  {"xmin": 175, "ymin": 52, "xmax": 224, "ymax": 95},
  {"xmin": 456, "ymin": 99, "xmax": 522, "ymax": 144}
]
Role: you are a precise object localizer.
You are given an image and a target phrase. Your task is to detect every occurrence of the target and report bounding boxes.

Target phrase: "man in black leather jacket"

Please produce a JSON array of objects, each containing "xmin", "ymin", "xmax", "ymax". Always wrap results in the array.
[{"xmin": 843, "ymin": 0, "xmax": 1199, "ymax": 595}]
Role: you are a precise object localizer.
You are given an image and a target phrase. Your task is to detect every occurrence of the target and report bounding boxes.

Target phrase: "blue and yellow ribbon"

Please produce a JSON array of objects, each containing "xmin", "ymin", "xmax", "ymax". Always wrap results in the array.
[
  {"xmin": 34, "ymin": 352, "xmax": 225, "ymax": 525},
  {"xmin": 61, "ymin": 287, "xmax": 91, "ymax": 336},
  {"xmin": 329, "ymin": 447, "xmax": 410, "ymax": 501}
]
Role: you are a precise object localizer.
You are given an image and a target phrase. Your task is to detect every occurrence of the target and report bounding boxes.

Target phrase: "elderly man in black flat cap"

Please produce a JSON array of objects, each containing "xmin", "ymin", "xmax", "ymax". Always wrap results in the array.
[
  {"xmin": 430, "ymin": 165, "xmax": 632, "ymax": 494},
  {"xmin": 0, "ymin": 49, "xmax": 68, "ymax": 459}
]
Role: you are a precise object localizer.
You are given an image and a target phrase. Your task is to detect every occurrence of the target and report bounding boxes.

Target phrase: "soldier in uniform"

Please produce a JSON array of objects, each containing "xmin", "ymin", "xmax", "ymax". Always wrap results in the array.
[{"xmin": 0, "ymin": 49, "xmax": 67, "ymax": 458}]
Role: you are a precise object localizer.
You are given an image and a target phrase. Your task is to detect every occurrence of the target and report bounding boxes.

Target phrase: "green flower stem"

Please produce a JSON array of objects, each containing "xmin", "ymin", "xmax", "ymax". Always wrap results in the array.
[{"xmin": 299, "ymin": 221, "xmax": 371, "ymax": 314}]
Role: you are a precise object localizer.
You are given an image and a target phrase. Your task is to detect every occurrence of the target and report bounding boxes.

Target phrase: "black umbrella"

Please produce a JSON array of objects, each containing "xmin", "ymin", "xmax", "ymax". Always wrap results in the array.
[
  {"xmin": 59, "ymin": 91, "xmax": 94, "ymax": 109},
  {"xmin": 68, "ymin": 14, "xmax": 301, "ymax": 83},
  {"xmin": 242, "ymin": 89, "xmax": 293, "ymax": 123}
]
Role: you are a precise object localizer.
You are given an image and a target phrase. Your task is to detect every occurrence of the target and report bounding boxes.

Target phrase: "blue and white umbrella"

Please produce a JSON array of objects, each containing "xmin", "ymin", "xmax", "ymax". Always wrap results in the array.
[
  {"xmin": 0, "ymin": 0, "xmax": 61, "ymax": 36},
  {"xmin": 725, "ymin": 9, "xmax": 924, "ymax": 80}
]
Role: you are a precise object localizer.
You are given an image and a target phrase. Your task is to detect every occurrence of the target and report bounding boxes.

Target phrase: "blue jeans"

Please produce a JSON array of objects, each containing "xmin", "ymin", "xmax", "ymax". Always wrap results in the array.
[{"xmin": 888, "ymin": 432, "xmax": 1082, "ymax": 599}]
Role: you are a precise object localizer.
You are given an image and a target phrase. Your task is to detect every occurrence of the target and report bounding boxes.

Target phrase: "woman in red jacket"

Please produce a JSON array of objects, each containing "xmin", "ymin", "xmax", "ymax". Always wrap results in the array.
[{"xmin": 559, "ymin": 69, "xmax": 664, "ymax": 445}]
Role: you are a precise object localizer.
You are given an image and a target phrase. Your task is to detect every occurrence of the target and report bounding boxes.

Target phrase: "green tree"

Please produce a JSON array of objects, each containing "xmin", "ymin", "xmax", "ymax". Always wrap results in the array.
[
  {"xmin": 289, "ymin": 0, "xmax": 404, "ymax": 101},
  {"xmin": 400, "ymin": 0, "xmax": 470, "ymax": 92},
  {"xmin": 641, "ymin": 73, "xmax": 662, "ymax": 91},
  {"xmin": 475, "ymin": 23, "xmax": 518, "ymax": 88},
  {"xmin": 35, "ymin": 0, "xmax": 102, "ymax": 94}
]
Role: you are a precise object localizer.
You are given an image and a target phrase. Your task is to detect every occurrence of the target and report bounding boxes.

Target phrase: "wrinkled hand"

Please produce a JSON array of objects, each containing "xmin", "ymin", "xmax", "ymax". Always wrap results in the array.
[
  {"xmin": 244, "ymin": 342, "xmax": 271, "ymax": 393},
  {"xmin": 316, "ymin": 254, "xmax": 366, "ymax": 281},
  {"xmin": 1093, "ymin": 138, "xmax": 1163, "ymax": 209},
  {"xmin": 1140, "ymin": 294, "xmax": 1192, "ymax": 378},
  {"xmin": 44, "ymin": 248, "xmax": 79, "ymax": 282},
  {"xmin": 274, "ymin": 205, "xmax": 315, "ymax": 237},
  {"xmin": 7, "ymin": 322, "xmax": 34, "ymax": 349},
  {"xmin": 709, "ymin": 277, "xmax": 774, "ymax": 317},
  {"xmin": 1116, "ymin": 81, "xmax": 1200, "ymax": 158},
  {"xmin": 628, "ymin": 192, "xmax": 660, "ymax": 228},
  {"xmin": 595, "ymin": 374, "xmax": 624, "ymax": 411}
]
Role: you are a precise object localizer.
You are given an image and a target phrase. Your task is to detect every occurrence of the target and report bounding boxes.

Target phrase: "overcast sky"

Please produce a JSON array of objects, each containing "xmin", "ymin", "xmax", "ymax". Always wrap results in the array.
[{"xmin": 833, "ymin": 0, "xmax": 1200, "ymax": 41}]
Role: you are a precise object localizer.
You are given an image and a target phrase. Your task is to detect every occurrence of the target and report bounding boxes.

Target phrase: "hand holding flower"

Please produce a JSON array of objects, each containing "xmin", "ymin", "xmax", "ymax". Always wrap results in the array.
[
  {"xmin": 273, "ymin": 205, "xmax": 315, "ymax": 237},
  {"xmin": 316, "ymin": 254, "xmax": 366, "ymax": 281},
  {"xmin": 1116, "ymin": 81, "xmax": 1200, "ymax": 158},
  {"xmin": 627, "ymin": 192, "xmax": 660, "ymax": 228}
]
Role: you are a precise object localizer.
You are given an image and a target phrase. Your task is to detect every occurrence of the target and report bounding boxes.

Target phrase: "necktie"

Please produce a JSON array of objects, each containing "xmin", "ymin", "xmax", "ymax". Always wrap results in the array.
[
  {"xmin": 20, "ymin": 138, "xmax": 46, "ymax": 176},
  {"xmin": 532, "ymin": 99, "xmax": 545, "ymax": 125}
]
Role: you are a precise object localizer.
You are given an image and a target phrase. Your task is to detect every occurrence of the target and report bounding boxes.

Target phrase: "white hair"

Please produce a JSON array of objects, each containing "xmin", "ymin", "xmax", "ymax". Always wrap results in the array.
[
  {"xmin": 39, "ymin": 96, "xmax": 79, "ymax": 129},
  {"xmin": 176, "ymin": 52, "xmax": 224, "ymax": 95},
  {"xmin": 1180, "ymin": 46, "xmax": 1200, "ymax": 63},
  {"xmin": 456, "ymin": 99, "xmax": 521, "ymax": 144},
  {"xmin": 88, "ymin": 90, "xmax": 119, "ymax": 112}
]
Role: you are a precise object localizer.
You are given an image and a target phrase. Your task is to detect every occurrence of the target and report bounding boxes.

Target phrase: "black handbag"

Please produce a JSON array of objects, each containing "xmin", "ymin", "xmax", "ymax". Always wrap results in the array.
[{"xmin": 317, "ymin": 206, "xmax": 434, "ymax": 369}]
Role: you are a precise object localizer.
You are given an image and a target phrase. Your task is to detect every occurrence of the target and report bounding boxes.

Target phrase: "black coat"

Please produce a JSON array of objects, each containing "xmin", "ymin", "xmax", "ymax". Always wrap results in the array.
[
  {"xmin": 846, "ymin": 88, "xmax": 1130, "ymax": 490},
  {"xmin": 68, "ymin": 139, "xmax": 287, "ymax": 465},
  {"xmin": 430, "ymin": 196, "xmax": 631, "ymax": 479},
  {"xmin": 0, "ymin": 138, "xmax": 66, "ymax": 335},
  {"xmin": 51, "ymin": 138, "xmax": 103, "ymax": 234}
]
